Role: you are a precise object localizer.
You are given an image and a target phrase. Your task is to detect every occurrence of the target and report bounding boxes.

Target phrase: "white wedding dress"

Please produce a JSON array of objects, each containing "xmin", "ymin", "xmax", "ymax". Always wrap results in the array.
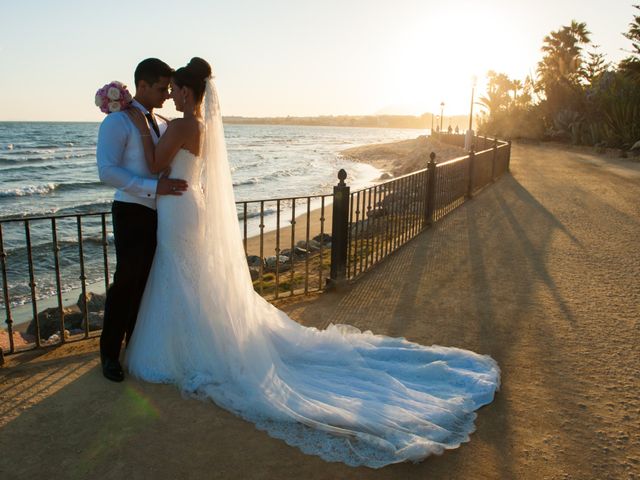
[{"xmin": 126, "ymin": 79, "xmax": 500, "ymax": 468}]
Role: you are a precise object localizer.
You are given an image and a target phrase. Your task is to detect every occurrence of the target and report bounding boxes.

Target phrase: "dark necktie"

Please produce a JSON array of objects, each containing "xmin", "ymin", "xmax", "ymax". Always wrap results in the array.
[{"xmin": 145, "ymin": 112, "xmax": 160, "ymax": 137}]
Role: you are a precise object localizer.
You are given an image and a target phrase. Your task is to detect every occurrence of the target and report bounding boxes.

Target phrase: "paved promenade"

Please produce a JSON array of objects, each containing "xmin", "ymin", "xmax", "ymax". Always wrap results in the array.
[{"xmin": 1, "ymin": 143, "xmax": 639, "ymax": 479}]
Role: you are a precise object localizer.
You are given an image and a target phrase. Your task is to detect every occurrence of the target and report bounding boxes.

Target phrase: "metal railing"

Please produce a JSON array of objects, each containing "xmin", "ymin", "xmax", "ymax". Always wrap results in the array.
[
  {"xmin": 0, "ymin": 212, "xmax": 112, "ymax": 356},
  {"xmin": 1, "ymin": 133, "xmax": 511, "ymax": 358},
  {"xmin": 0, "ymin": 194, "xmax": 332, "ymax": 357},
  {"xmin": 328, "ymin": 134, "xmax": 511, "ymax": 284},
  {"xmin": 238, "ymin": 194, "xmax": 332, "ymax": 299}
]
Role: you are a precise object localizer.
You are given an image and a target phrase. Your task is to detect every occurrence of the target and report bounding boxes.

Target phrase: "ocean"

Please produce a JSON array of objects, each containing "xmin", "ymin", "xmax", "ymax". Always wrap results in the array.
[{"xmin": 0, "ymin": 121, "xmax": 425, "ymax": 310}]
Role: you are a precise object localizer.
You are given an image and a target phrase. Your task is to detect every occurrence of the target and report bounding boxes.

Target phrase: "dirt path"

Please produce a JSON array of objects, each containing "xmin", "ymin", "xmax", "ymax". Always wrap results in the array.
[{"xmin": 1, "ymin": 143, "xmax": 639, "ymax": 479}]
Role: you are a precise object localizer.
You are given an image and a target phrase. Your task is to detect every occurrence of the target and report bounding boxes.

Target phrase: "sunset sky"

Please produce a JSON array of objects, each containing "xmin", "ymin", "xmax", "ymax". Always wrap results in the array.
[{"xmin": 0, "ymin": 0, "xmax": 635, "ymax": 121}]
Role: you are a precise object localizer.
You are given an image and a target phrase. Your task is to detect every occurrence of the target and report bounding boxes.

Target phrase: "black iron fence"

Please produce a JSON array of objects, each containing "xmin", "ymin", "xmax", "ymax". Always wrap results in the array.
[
  {"xmin": 0, "ymin": 134, "xmax": 510, "ymax": 359},
  {"xmin": 239, "ymin": 194, "xmax": 333, "ymax": 299},
  {"xmin": 329, "ymin": 134, "xmax": 511, "ymax": 283}
]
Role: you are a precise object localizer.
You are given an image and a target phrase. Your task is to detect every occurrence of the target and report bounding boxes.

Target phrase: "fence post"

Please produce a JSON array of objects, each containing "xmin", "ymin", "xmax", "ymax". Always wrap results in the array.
[
  {"xmin": 466, "ymin": 147, "xmax": 475, "ymax": 199},
  {"xmin": 491, "ymin": 138, "xmax": 498, "ymax": 181},
  {"xmin": 327, "ymin": 169, "xmax": 350, "ymax": 290},
  {"xmin": 425, "ymin": 152, "xmax": 437, "ymax": 226},
  {"xmin": 507, "ymin": 140, "xmax": 512, "ymax": 172}
]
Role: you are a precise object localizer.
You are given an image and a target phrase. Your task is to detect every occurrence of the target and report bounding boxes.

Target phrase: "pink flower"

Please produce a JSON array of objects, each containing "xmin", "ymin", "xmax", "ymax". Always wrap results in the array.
[{"xmin": 94, "ymin": 81, "xmax": 133, "ymax": 115}]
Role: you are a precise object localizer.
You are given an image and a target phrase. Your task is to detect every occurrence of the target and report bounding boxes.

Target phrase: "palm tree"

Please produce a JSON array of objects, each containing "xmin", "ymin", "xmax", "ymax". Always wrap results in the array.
[
  {"xmin": 537, "ymin": 20, "xmax": 591, "ymax": 89},
  {"xmin": 511, "ymin": 79, "xmax": 523, "ymax": 104},
  {"xmin": 477, "ymin": 71, "xmax": 512, "ymax": 116}
]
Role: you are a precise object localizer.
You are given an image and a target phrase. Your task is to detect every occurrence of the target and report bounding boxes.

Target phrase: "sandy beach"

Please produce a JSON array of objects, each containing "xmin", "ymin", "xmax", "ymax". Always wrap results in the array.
[{"xmin": 340, "ymin": 135, "xmax": 468, "ymax": 177}]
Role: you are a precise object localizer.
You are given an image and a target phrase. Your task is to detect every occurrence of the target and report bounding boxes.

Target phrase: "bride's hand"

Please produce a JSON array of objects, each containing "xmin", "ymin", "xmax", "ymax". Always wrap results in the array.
[{"xmin": 125, "ymin": 108, "xmax": 150, "ymax": 135}]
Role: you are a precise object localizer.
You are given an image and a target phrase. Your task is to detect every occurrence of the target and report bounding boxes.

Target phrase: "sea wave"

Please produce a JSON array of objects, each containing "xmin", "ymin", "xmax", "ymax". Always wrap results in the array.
[
  {"xmin": 233, "ymin": 177, "xmax": 260, "ymax": 187},
  {"xmin": 54, "ymin": 200, "xmax": 113, "ymax": 215},
  {"xmin": 0, "ymin": 200, "xmax": 112, "ymax": 221},
  {"xmin": 0, "ymin": 277, "xmax": 105, "ymax": 309},
  {"xmin": 3, "ymin": 235, "xmax": 115, "ymax": 260},
  {"xmin": 0, "ymin": 183, "xmax": 58, "ymax": 197},
  {"xmin": 0, "ymin": 163, "xmax": 60, "ymax": 173},
  {"xmin": 0, "ymin": 151, "xmax": 95, "ymax": 164},
  {"xmin": 0, "ymin": 181, "xmax": 105, "ymax": 198},
  {"xmin": 56, "ymin": 181, "xmax": 105, "ymax": 192},
  {"xmin": 237, "ymin": 207, "xmax": 277, "ymax": 221}
]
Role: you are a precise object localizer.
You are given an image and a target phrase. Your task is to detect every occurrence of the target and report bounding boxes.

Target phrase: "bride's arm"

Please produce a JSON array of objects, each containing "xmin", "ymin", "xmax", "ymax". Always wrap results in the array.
[{"xmin": 126, "ymin": 110, "xmax": 187, "ymax": 174}]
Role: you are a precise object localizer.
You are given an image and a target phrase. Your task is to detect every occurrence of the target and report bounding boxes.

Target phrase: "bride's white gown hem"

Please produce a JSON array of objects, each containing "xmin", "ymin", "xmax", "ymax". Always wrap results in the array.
[{"xmin": 126, "ymin": 80, "xmax": 500, "ymax": 469}]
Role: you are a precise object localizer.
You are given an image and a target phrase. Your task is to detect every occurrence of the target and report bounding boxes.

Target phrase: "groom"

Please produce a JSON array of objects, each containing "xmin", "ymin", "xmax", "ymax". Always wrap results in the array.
[{"xmin": 97, "ymin": 58, "xmax": 188, "ymax": 382}]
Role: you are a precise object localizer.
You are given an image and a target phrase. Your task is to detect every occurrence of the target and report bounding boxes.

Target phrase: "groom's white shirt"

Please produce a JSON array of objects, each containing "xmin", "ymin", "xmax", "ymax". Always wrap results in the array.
[{"xmin": 96, "ymin": 100, "xmax": 168, "ymax": 210}]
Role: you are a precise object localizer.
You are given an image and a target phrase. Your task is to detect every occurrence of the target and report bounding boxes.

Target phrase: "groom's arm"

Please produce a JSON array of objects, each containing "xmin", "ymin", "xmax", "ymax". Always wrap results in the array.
[{"xmin": 97, "ymin": 114, "xmax": 158, "ymax": 198}]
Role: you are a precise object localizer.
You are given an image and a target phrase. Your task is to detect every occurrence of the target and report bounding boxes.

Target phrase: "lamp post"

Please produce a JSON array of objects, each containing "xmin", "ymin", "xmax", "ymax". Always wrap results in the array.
[
  {"xmin": 439, "ymin": 102, "xmax": 445, "ymax": 131},
  {"xmin": 465, "ymin": 76, "xmax": 477, "ymax": 151},
  {"xmin": 431, "ymin": 113, "xmax": 434, "ymax": 134},
  {"xmin": 468, "ymin": 75, "xmax": 477, "ymax": 131}
]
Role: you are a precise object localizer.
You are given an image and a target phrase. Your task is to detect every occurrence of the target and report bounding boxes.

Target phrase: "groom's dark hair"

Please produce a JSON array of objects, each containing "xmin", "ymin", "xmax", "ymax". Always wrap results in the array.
[{"xmin": 134, "ymin": 58, "xmax": 174, "ymax": 87}]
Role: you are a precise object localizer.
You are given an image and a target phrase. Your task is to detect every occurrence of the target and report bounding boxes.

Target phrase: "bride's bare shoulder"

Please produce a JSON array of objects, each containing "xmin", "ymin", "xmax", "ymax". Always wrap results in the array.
[
  {"xmin": 166, "ymin": 118, "xmax": 203, "ymax": 154},
  {"xmin": 165, "ymin": 118, "xmax": 200, "ymax": 137}
]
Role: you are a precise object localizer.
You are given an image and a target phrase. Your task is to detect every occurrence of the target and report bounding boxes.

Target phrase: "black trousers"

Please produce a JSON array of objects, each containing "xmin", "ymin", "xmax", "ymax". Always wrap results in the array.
[{"xmin": 100, "ymin": 201, "xmax": 157, "ymax": 361}]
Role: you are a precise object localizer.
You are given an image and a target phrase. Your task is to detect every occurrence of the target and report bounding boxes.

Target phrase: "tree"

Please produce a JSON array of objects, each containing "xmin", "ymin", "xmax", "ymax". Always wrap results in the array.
[
  {"xmin": 583, "ymin": 45, "xmax": 610, "ymax": 84},
  {"xmin": 620, "ymin": 4, "xmax": 640, "ymax": 79},
  {"xmin": 477, "ymin": 71, "xmax": 513, "ymax": 116},
  {"xmin": 537, "ymin": 20, "xmax": 591, "ymax": 90},
  {"xmin": 511, "ymin": 79, "xmax": 523, "ymax": 103},
  {"xmin": 535, "ymin": 20, "xmax": 591, "ymax": 129}
]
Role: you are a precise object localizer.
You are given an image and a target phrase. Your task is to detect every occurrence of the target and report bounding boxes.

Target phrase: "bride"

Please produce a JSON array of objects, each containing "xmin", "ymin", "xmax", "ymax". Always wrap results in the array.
[{"xmin": 125, "ymin": 57, "xmax": 500, "ymax": 468}]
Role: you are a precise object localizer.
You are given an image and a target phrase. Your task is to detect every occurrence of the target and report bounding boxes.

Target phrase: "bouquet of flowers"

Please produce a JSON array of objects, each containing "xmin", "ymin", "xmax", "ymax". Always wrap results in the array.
[{"xmin": 94, "ymin": 81, "xmax": 133, "ymax": 114}]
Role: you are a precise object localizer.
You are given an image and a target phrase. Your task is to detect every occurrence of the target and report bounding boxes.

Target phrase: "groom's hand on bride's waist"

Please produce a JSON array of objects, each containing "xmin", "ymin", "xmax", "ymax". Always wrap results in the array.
[{"xmin": 157, "ymin": 176, "xmax": 188, "ymax": 196}]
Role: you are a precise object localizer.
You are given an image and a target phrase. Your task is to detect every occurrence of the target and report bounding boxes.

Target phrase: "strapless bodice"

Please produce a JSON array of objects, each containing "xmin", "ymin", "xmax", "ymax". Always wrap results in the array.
[
  {"xmin": 168, "ymin": 148, "xmax": 201, "ymax": 184},
  {"xmin": 156, "ymin": 148, "xmax": 204, "ymax": 246}
]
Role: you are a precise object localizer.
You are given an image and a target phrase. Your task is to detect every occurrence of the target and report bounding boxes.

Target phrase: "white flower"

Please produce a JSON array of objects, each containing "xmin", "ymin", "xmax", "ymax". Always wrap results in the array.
[
  {"xmin": 95, "ymin": 94, "xmax": 103, "ymax": 106},
  {"xmin": 108, "ymin": 101, "xmax": 121, "ymax": 112},
  {"xmin": 107, "ymin": 87, "xmax": 121, "ymax": 100}
]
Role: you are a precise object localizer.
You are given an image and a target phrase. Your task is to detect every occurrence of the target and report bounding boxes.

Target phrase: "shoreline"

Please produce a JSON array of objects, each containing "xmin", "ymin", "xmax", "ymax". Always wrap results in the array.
[{"xmin": 339, "ymin": 135, "xmax": 467, "ymax": 177}]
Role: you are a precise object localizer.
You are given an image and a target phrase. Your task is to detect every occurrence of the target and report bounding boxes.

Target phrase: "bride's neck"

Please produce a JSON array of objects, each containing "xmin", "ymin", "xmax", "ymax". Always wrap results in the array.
[{"xmin": 183, "ymin": 105, "xmax": 202, "ymax": 119}]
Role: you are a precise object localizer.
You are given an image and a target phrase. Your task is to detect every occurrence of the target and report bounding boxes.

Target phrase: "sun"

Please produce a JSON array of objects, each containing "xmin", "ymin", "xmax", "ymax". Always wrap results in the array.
[{"xmin": 377, "ymin": 4, "xmax": 521, "ymax": 116}]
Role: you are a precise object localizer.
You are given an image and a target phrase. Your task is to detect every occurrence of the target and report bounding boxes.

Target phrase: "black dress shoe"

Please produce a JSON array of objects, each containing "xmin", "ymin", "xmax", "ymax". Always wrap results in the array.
[{"xmin": 102, "ymin": 357, "xmax": 125, "ymax": 382}]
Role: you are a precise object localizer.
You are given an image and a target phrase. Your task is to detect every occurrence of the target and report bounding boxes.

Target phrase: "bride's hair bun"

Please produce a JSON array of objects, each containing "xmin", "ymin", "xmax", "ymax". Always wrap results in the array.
[
  {"xmin": 186, "ymin": 57, "xmax": 212, "ymax": 81},
  {"xmin": 173, "ymin": 57, "xmax": 212, "ymax": 102}
]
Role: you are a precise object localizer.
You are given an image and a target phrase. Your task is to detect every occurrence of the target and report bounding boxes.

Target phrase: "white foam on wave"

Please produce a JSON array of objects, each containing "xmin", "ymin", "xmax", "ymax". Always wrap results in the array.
[{"xmin": 0, "ymin": 183, "xmax": 58, "ymax": 197}]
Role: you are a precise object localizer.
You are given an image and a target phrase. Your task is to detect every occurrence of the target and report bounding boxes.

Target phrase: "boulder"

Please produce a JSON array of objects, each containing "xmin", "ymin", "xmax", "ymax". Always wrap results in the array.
[
  {"xmin": 265, "ymin": 255, "xmax": 291, "ymax": 270},
  {"xmin": 297, "ymin": 240, "xmax": 321, "ymax": 252},
  {"xmin": 313, "ymin": 233, "xmax": 333, "ymax": 245},
  {"xmin": 350, "ymin": 219, "xmax": 369, "ymax": 235},
  {"xmin": 378, "ymin": 172, "xmax": 393, "ymax": 181},
  {"xmin": 279, "ymin": 247, "xmax": 308, "ymax": 259},
  {"xmin": 77, "ymin": 292, "xmax": 105, "ymax": 315},
  {"xmin": 367, "ymin": 208, "xmax": 386, "ymax": 219},
  {"xmin": 630, "ymin": 140, "xmax": 640, "ymax": 151},
  {"xmin": 83, "ymin": 312, "xmax": 104, "ymax": 333},
  {"xmin": 27, "ymin": 305, "xmax": 83, "ymax": 340},
  {"xmin": 249, "ymin": 267, "xmax": 261, "ymax": 281},
  {"xmin": 381, "ymin": 193, "xmax": 396, "ymax": 210},
  {"xmin": 246, "ymin": 255, "xmax": 264, "ymax": 268},
  {"xmin": 43, "ymin": 329, "xmax": 72, "ymax": 344}
]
